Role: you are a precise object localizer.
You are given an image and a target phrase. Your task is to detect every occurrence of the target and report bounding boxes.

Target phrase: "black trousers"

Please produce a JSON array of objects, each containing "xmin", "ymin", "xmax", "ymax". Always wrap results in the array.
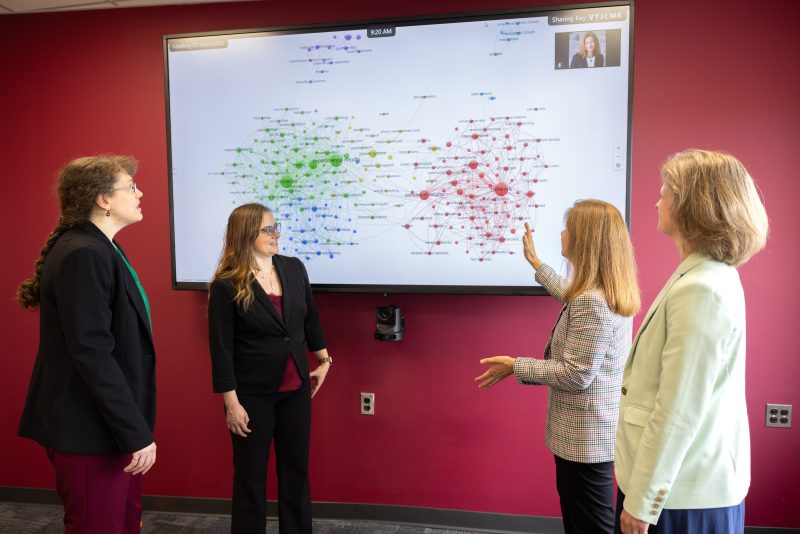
[
  {"xmin": 231, "ymin": 385, "xmax": 312, "ymax": 534},
  {"xmin": 554, "ymin": 455, "xmax": 615, "ymax": 534}
]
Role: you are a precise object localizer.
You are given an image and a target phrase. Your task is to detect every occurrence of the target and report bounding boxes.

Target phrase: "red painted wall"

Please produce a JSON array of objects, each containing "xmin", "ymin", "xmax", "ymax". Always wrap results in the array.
[{"xmin": 1, "ymin": 0, "xmax": 798, "ymax": 528}]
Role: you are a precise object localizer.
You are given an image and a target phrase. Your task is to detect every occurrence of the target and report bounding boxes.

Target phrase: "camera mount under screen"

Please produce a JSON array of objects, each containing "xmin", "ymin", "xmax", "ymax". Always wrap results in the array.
[{"xmin": 375, "ymin": 305, "xmax": 404, "ymax": 341}]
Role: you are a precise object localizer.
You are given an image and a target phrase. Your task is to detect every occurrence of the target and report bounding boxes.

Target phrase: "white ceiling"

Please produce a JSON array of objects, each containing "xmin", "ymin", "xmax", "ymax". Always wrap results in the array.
[{"xmin": 0, "ymin": 0, "xmax": 258, "ymax": 15}]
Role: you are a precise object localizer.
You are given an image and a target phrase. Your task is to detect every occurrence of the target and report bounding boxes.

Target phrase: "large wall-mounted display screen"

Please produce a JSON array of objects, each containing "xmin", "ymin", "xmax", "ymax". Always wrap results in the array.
[{"xmin": 164, "ymin": 2, "xmax": 633, "ymax": 294}]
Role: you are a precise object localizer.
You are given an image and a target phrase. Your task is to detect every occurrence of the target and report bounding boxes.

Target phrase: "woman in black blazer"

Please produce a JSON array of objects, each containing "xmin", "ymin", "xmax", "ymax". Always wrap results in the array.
[
  {"xmin": 208, "ymin": 203, "xmax": 332, "ymax": 534},
  {"xmin": 17, "ymin": 155, "xmax": 156, "ymax": 533},
  {"xmin": 570, "ymin": 31, "xmax": 605, "ymax": 68}
]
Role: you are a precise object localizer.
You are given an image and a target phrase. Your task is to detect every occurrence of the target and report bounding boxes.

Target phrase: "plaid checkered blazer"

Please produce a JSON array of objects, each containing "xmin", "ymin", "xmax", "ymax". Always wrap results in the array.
[{"xmin": 513, "ymin": 264, "xmax": 632, "ymax": 463}]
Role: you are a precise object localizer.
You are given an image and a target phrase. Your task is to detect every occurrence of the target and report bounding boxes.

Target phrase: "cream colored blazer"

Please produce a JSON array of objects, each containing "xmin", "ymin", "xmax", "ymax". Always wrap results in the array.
[{"xmin": 615, "ymin": 253, "xmax": 750, "ymax": 524}]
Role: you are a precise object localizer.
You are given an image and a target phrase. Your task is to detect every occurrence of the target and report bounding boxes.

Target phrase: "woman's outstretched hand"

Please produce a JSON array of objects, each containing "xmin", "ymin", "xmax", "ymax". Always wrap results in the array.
[{"xmin": 475, "ymin": 356, "xmax": 515, "ymax": 388}]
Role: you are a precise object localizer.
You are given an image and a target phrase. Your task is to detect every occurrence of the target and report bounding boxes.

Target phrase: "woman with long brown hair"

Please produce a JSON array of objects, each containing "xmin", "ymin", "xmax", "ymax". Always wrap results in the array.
[
  {"xmin": 208, "ymin": 203, "xmax": 332, "ymax": 534},
  {"xmin": 570, "ymin": 30, "xmax": 605, "ymax": 68},
  {"xmin": 17, "ymin": 155, "xmax": 156, "ymax": 533},
  {"xmin": 476, "ymin": 199, "xmax": 640, "ymax": 534}
]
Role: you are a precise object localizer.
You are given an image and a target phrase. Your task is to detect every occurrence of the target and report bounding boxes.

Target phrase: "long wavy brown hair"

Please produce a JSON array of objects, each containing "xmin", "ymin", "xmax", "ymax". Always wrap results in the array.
[
  {"xmin": 563, "ymin": 199, "xmax": 640, "ymax": 317},
  {"xmin": 212, "ymin": 203, "xmax": 272, "ymax": 310},
  {"xmin": 17, "ymin": 155, "xmax": 138, "ymax": 309}
]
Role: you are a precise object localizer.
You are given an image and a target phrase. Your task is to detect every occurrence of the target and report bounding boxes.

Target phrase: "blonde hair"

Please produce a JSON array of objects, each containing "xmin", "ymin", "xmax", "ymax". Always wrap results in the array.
[
  {"xmin": 212, "ymin": 203, "xmax": 271, "ymax": 310},
  {"xmin": 564, "ymin": 200, "xmax": 640, "ymax": 317},
  {"xmin": 661, "ymin": 149, "xmax": 768, "ymax": 266},
  {"xmin": 578, "ymin": 31, "xmax": 600, "ymax": 58}
]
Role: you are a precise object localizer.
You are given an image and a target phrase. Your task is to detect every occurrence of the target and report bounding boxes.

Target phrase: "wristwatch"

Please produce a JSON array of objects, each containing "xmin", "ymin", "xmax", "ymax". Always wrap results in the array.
[{"xmin": 319, "ymin": 356, "xmax": 333, "ymax": 365}]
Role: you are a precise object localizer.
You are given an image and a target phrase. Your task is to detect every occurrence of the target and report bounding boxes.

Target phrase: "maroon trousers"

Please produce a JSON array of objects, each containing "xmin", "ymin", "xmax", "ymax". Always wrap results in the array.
[{"xmin": 46, "ymin": 448, "xmax": 143, "ymax": 534}]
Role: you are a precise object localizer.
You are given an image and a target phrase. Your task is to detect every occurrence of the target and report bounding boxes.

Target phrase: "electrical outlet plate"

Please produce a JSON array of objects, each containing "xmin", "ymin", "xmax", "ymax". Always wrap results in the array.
[
  {"xmin": 360, "ymin": 392, "xmax": 375, "ymax": 416},
  {"xmin": 765, "ymin": 403, "xmax": 792, "ymax": 428}
]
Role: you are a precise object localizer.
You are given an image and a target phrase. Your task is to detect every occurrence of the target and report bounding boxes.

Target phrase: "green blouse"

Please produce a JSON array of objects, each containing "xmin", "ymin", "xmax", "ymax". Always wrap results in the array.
[{"xmin": 114, "ymin": 246, "xmax": 151, "ymax": 327}]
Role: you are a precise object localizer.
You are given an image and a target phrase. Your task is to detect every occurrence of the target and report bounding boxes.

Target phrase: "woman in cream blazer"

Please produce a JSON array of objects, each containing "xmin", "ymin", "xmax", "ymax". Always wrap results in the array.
[{"xmin": 615, "ymin": 150, "xmax": 769, "ymax": 534}]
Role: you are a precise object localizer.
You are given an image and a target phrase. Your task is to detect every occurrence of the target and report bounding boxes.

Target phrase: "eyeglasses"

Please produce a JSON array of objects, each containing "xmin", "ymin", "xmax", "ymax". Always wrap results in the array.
[
  {"xmin": 260, "ymin": 223, "xmax": 281, "ymax": 235},
  {"xmin": 112, "ymin": 181, "xmax": 138, "ymax": 194}
]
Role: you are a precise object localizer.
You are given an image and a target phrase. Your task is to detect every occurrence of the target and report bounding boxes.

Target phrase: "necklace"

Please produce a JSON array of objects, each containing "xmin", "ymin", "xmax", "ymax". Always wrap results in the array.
[{"xmin": 255, "ymin": 265, "xmax": 276, "ymax": 294}]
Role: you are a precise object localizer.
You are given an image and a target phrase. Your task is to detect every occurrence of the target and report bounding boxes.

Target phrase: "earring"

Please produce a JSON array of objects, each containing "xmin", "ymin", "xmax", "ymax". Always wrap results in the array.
[{"xmin": 106, "ymin": 210, "xmax": 111, "ymax": 217}]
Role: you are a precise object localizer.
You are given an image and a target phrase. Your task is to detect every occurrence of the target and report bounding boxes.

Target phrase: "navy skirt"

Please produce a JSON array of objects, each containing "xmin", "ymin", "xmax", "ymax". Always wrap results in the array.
[{"xmin": 615, "ymin": 489, "xmax": 744, "ymax": 533}]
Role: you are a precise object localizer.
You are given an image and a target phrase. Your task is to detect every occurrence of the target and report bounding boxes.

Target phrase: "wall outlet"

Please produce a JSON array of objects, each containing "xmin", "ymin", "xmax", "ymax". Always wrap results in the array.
[
  {"xmin": 360, "ymin": 393, "xmax": 375, "ymax": 416},
  {"xmin": 765, "ymin": 403, "xmax": 792, "ymax": 428}
]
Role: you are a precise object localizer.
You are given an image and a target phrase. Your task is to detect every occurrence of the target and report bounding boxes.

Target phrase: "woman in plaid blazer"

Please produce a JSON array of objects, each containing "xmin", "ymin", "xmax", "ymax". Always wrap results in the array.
[{"xmin": 477, "ymin": 199, "xmax": 640, "ymax": 534}]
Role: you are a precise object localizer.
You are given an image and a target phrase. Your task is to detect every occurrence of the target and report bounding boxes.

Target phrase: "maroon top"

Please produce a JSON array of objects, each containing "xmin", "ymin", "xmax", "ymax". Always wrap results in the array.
[{"xmin": 268, "ymin": 294, "xmax": 303, "ymax": 392}]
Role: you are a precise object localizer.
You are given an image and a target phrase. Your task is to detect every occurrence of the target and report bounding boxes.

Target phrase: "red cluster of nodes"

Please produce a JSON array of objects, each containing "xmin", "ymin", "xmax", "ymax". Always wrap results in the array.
[{"xmin": 404, "ymin": 117, "xmax": 547, "ymax": 260}]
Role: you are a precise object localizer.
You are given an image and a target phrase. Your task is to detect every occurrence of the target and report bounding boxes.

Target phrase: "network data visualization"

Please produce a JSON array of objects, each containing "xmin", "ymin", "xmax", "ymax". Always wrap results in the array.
[{"xmin": 165, "ymin": 3, "xmax": 633, "ymax": 293}]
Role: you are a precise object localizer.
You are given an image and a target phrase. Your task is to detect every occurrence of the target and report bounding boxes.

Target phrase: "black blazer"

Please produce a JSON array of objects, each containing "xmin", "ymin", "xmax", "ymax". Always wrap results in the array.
[
  {"xmin": 18, "ymin": 221, "xmax": 156, "ymax": 455},
  {"xmin": 208, "ymin": 255, "xmax": 326, "ymax": 394},
  {"xmin": 570, "ymin": 53, "xmax": 605, "ymax": 68}
]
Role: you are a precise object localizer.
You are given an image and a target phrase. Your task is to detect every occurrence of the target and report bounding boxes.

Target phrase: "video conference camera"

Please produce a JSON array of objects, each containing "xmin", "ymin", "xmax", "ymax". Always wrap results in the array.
[{"xmin": 375, "ymin": 305, "xmax": 404, "ymax": 341}]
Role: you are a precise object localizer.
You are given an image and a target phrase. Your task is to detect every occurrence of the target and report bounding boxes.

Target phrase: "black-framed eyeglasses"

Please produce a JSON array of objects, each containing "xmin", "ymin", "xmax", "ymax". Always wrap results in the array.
[
  {"xmin": 112, "ymin": 181, "xmax": 137, "ymax": 194},
  {"xmin": 260, "ymin": 223, "xmax": 281, "ymax": 235}
]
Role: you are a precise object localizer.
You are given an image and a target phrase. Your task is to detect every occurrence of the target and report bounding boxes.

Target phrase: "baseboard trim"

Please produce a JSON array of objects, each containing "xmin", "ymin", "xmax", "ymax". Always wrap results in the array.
[
  {"xmin": 1, "ymin": 486, "xmax": 797, "ymax": 533},
  {"xmin": 0, "ymin": 487, "xmax": 561, "ymax": 533},
  {"xmin": 0, "ymin": 486, "xmax": 60, "ymax": 505}
]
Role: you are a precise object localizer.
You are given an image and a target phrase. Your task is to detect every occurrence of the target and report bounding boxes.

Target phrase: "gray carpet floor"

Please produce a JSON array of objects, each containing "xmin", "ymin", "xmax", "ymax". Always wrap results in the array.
[{"xmin": 0, "ymin": 502, "xmax": 495, "ymax": 533}]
